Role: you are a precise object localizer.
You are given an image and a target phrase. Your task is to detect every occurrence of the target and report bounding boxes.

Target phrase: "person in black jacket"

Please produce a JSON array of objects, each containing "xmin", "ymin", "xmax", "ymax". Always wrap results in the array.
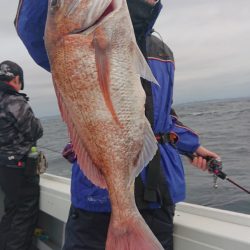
[{"xmin": 0, "ymin": 60, "xmax": 43, "ymax": 250}]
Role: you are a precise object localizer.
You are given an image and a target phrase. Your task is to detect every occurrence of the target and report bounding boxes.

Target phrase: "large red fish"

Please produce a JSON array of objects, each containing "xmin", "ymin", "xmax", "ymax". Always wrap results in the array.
[{"xmin": 45, "ymin": 0, "xmax": 162, "ymax": 249}]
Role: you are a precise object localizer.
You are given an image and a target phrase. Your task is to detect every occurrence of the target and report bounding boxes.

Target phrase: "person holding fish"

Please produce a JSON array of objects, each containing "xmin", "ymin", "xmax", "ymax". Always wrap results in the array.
[
  {"xmin": 15, "ymin": 0, "xmax": 219, "ymax": 249},
  {"xmin": 59, "ymin": 1, "xmax": 219, "ymax": 250}
]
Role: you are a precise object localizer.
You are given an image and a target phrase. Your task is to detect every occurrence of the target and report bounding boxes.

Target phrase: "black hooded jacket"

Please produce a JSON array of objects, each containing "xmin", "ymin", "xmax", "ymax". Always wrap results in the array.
[
  {"xmin": 0, "ymin": 81, "xmax": 43, "ymax": 158},
  {"xmin": 127, "ymin": 0, "xmax": 161, "ymax": 55}
]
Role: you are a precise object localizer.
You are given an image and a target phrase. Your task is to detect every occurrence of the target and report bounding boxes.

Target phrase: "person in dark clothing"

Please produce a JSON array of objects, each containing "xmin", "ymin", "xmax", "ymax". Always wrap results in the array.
[
  {"xmin": 0, "ymin": 60, "xmax": 43, "ymax": 250},
  {"xmin": 61, "ymin": 31, "xmax": 218, "ymax": 248}
]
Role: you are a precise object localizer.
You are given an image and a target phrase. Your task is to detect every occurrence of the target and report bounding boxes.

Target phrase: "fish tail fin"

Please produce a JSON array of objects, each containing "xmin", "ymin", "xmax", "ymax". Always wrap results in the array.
[
  {"xmin": 131, "ymin": 41, "xmax": 159, "ymax": 86},
  {"xmin": 106, "ymin": 215, "xmax": 164, "ymax": 250}
]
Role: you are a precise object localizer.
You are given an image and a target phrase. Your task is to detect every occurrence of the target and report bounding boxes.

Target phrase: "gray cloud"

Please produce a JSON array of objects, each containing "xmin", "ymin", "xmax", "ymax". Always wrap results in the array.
[
  {"xmin": 156, "ymin": 0, "xmax": 250, "ymax": 103},
  {"xmin": 0, "ymin": 1, "xmax": 58, "ymax": 117},
  {"xmin": 0, "ymin": 0, "xmax": 249, "ymax": 116}
]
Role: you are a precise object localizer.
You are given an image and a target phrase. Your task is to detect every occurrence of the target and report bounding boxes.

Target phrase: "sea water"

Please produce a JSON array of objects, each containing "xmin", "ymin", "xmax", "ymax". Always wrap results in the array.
[{"xmin": 38, "ymin": 97, "xmax": 250, "ymax": 214}]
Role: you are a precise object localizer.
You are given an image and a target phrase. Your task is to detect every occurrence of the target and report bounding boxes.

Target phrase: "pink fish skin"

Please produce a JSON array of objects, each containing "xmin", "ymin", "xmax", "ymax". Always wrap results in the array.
[{"xmin": 45, "ymin": 0, "xmax": 162, "ymax": 249}]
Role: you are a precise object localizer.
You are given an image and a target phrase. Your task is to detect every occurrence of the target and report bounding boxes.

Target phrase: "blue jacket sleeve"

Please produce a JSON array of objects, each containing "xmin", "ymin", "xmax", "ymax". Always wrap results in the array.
[
  {"xmin": 170, "ymin": 109, "xmax": 200, "ymax": 154},
  {"xmin": 15, "ymin": 0, "xmax": 50, "ymax": 71}
]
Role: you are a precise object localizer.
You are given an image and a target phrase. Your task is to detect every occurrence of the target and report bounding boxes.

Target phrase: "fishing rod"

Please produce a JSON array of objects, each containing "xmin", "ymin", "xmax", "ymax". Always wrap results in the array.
[
  {"xmin": 206, "ymin": 158, "xmax": 250, "ymax": 194},
  {"xmin": 184, "ymin": 152, "xmax": 250, "ymax": 194}
]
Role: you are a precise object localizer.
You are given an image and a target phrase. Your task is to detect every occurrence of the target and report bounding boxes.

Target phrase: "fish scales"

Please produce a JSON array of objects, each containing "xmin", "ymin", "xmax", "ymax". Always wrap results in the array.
[{"xmin": 45, "ymin": 0, "xmax": 163, "ymax": 249}]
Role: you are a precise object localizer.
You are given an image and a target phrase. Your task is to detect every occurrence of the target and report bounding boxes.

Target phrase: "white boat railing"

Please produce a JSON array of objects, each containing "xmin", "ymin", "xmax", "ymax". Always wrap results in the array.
[
  {"xmin": 1, "ymin": 173, "xmax": 250, "ymax": 250},
  {"xmin": 174, "ymin": 203, "xmax": 250, "ymax": 250}
]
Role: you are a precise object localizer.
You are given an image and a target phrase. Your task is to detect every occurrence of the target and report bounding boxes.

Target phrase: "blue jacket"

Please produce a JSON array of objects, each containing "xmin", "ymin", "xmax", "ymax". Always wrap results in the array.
[
  {"xmin": 70, "ymin": 34, "xmax": 200, "ymax": 212},
  {"xmin": 15, "ymin": 0, "xmax": 200, "ymax": 212}
]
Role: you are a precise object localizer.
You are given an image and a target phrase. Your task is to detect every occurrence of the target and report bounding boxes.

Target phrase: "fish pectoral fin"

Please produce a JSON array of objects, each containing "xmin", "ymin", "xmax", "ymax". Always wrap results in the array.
[
  {"xmin": 93, "ymin": 33, "xmax": 121, "ymax": 127},
  {"xmin": 128, "ymin": 121, "xmax": 158, "ymax": 187},
  {"xmin": 131, "ymin": 41, "xmax": 159, "ymax": 86}
]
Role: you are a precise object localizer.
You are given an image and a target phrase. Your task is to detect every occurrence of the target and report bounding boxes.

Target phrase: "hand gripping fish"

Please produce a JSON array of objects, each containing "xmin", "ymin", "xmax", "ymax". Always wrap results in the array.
[{"xmin": 45, "ymin": 0, "xmax": 163, "ymax": 249}]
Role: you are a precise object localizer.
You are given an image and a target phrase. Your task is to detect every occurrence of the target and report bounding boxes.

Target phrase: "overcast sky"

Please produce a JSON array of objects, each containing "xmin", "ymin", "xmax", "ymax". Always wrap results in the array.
[{"xmin": 0, "ymin": 0, "xmax": 250, "ymax": 117}]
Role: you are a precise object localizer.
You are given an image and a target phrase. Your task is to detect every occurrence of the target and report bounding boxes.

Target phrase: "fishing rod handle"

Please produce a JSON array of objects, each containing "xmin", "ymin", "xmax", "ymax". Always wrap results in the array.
[{"xmin": 184, "ymin": 153, "xmax": 226, "ymax": 178}]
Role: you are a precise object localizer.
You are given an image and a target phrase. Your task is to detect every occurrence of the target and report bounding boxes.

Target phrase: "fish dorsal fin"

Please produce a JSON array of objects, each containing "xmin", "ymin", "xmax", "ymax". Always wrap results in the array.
[
  {"xmin": 128, "ymin": 120, "xmax": 158, "ymax": 187},
  {"xmin": 131, "ymin": 40, "xmax": 159, "ymax": 86},
  {"xmin": 54, "ymin": 83, "xmax": 107, "ymax": 189}
]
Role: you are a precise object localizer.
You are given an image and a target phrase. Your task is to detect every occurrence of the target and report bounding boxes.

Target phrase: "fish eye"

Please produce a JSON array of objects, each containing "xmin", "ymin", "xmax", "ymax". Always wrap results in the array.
[
  {"xmin": 51, "ymin": 0, "xmax": 58, "ymax": 6},
  {"xmin": 51, "ymin": 0, "xmax": 60, "ymax": 8}
]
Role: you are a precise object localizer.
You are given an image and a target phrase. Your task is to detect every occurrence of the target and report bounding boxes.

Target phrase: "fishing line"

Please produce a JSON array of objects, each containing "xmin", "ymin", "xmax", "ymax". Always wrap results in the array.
[{"xmin": 38, "ymin": 145, "xmax": 62, "ymax": 155}]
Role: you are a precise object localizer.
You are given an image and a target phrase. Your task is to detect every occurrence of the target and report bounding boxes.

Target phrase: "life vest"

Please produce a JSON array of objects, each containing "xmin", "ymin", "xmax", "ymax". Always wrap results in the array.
[{"xmin": 134, "ymin": 33, "xmax": 176, "ymax": 209}]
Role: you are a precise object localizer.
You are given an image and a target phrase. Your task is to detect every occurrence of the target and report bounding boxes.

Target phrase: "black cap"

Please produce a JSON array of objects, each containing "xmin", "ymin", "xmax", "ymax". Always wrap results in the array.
[{"xmin": 0, "ymin": 60, "xmax": 24, "ymax": 90}]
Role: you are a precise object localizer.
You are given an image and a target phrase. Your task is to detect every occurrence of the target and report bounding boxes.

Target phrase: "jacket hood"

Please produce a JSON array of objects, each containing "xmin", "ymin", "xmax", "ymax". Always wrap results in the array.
[
  {"xmin": 127, "ymin": 0, "xmax": 162, "ymax": 38},
  {"xmin": 0, "ymin": 81, "xmax": 29, "ymax": 101}
]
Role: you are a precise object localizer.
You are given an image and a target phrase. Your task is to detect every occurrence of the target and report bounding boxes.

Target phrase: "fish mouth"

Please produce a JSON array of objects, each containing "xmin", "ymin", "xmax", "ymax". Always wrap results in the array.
[{"xmin": 71, "ymin": 1, "xmax": 115, "ymax": 34}]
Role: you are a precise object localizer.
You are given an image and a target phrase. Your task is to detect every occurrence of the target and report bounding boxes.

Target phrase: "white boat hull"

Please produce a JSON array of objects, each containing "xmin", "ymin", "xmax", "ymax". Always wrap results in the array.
[{"xmin": 1, "ymin": 173, "xmax": 250, "ymax": 250}]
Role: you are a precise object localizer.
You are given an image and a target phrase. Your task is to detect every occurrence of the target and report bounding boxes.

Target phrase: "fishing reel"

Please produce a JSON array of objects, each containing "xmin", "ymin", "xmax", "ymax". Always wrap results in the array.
[
  {"xmin": 183, "ymin": 151, "xmax": 250, "ymax": 193},
  {"xmin": 207, "ymin": 157, "xmax": 250, "ymax": 193},
  {"xmin": 207, "ymin": 158, "xmax": 225, "ymax": 188}
]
